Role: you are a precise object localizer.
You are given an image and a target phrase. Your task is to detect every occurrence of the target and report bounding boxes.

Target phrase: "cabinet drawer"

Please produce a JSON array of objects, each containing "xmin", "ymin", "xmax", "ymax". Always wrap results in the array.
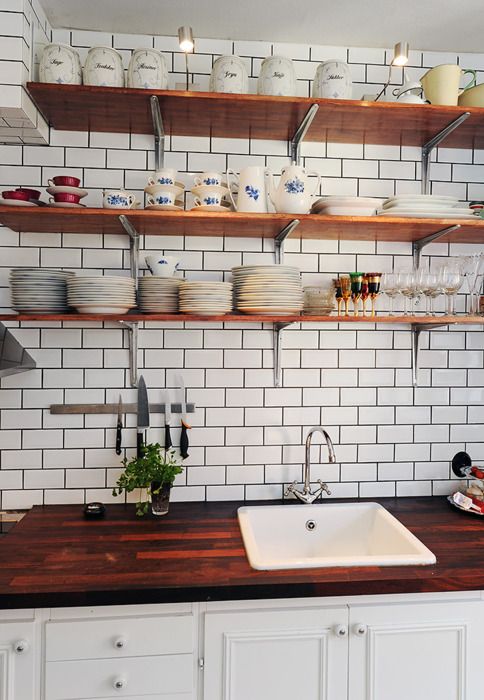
[
  {"xmin": 45, "ymin": 654, "xmax": 193, "ymax": 699},
  {"xmin": 46, "ymin": 614, "xmax": 193, "ymax": 660}
]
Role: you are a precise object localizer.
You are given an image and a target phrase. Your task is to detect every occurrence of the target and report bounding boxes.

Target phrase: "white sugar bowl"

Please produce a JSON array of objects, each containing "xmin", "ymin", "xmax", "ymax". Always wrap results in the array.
[
  {"xmin": 39, "ymin": 44, "xmax": 82, "ymax": 85},
  {"xmin": 127, "ymin": 49, "xmax": 168, "ymax": 90},
  {"xmin": 257, "ymin": 56, "xmax": 296, "ymax": 96},
  {"xmin": 209, "ymin": 55, "xmax": 248, "ymax": 94},
  {"xmin": 83, "ymin": 47, "xmax": 124, "ymax": 87}
]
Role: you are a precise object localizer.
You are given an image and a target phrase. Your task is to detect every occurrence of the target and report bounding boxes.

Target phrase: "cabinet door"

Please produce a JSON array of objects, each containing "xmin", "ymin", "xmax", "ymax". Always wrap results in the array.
[
  {"xmin": 349, "ymin": 599, "xmax": 483, "ymax": 700},
  {"xmin": 203, "ymin": 605, "xmax": 348, "ymax": 700},
  {"xmin": 0, "ymin": 621, "xmax": 37, "ymax": 700}
]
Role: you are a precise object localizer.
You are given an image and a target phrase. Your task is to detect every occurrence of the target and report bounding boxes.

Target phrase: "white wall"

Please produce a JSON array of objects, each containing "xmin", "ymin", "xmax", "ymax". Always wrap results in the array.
[{"xmin": 0, "ymin": 27, "xmax": 483, "ymax": 509}]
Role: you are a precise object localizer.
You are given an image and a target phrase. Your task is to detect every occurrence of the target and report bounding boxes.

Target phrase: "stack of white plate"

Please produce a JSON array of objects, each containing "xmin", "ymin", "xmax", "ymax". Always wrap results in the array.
[
  {"xmin": 179, "ymin": 281, "xmax": 233, "ymax": 315},
  {"xmin": 312, "ymin": 196, "xmax": 384, "ymax": 216},
  {"xmin": 378, "ymin": 194, "xmax": 475, "ymax": 219},
  {"xmin": 138, "ymin": 276, "xmax": 183, "ymax": 312},
  {"xmin": 67, "ymin": 276, "xmax": 137, "ymax": 314},
  {"xmin": 10, "ymin": 268, "xmax": 73, "ymax": 313},
  {"xmin": 232, "ymin": 265, "xmax": 303, "ymax": 315}
]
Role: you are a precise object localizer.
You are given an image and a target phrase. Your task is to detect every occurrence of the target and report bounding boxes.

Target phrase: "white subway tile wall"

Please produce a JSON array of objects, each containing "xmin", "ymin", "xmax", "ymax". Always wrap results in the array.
[{"xmin": 0, "ymin": 25, "xmax": 484, "ymax": 507}]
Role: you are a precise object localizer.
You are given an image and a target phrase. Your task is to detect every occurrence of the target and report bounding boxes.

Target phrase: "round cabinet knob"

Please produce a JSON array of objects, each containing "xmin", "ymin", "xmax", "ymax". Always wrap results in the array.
[
  {"xmin": 114, "ymin": 636, "xmax": 127, "ymax": 649},
  {"xmin": 113, "ymin": 676, "xmax": 127, "ymax": 690},
  {"xmin": 14, "ymin": 639, "xmax": 29, "ymax": 654},
  {"xmin": 354, "ymin": 623, "xmax": 368, "ymax": 636},
  {"xmin": 334, "ymin": 625, "xmax": 348, "ymax": 637}
]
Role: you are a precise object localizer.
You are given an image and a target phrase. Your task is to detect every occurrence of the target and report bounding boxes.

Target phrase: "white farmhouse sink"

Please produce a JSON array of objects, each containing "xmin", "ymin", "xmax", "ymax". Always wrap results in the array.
[{"xmin": 238, "ymin": 502, "xmax": 436, "ymax": 570}]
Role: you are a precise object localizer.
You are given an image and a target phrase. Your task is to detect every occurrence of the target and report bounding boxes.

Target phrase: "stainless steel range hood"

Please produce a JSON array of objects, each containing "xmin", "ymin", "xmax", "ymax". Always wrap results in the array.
[{"xmin": 0, "ymin": 323, "xmax": 36, "ymax": 378}]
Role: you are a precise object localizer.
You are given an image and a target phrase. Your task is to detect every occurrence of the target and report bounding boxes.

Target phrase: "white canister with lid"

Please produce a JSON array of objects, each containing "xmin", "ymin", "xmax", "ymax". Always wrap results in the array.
[
  {"xmin": 83, "ymin": 47, "xmax": 124, "ymax": 87},
  {"xmin": 312, "ymin": 60, "xmax": 352, "ymax": 99},
  {"xmin": 209, "ymin": 55, "xmax": 248, "ymax": 94},
  {"xmin": 39, "ymin": 43, "xmax": 82, "ymax": 85},
  {"xmin": 127, "ymin": 49, "xmax": 168, "ymax": 89},
  {"xmin": 257, "ymin": 55, "xmax": 296, "ymax": 96}
]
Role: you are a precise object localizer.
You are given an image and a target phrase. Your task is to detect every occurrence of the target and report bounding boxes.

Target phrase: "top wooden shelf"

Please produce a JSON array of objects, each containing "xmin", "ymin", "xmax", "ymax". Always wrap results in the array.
[{"xmin": 27, "ymin": 83, "xmax": 484, "ymax": 149}]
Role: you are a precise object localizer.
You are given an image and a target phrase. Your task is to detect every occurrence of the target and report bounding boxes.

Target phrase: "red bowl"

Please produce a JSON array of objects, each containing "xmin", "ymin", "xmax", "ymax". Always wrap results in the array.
[
  {"xmin": 50, "ymin": 176, "xmax": 81, "ymax": 188},
  {"xmin": 16, "ymin": 188, "xmax": 40, "ymax": 200},
  {"xmin": 53, "ymin": 192, "xmax": 81, "ymax": 204},
  {"xmin": 2, "ymin": 190, "xmax": 30, "ymax": 201}
]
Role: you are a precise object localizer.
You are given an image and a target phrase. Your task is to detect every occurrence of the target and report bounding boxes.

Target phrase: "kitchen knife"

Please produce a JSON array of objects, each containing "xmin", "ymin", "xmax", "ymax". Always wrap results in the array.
[
  {"xmin": 176, "ymin": 375, "xmax": 191, "ymax": 460},
  {"xmin": 115, "ymin": 394, "xmax": 123, "ymax": 455},
  {"xmin": 137, "ymin": 375, "xmax": 150, "ymax": 458},
  {"xmin": 164, "ymin": 389, "xmax": 173, "ymax": 452}
]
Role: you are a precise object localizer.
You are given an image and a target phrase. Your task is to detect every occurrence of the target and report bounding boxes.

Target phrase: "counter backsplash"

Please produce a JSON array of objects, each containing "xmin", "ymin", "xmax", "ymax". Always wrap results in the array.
[{"xmin": 0, "ymin": 13, "xmax": 483, "ymax": 509}]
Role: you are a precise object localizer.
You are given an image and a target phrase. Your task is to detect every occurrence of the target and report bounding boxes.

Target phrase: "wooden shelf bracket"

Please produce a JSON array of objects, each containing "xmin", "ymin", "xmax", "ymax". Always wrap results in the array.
[
  {"xmin": 150, "ymin": 95, "xmax": 165, "ymax": 169},
  {"xmin": 411, "ymin": 322, "xmax": 450, "ymax": 386},
  {"xmin": 273, "ymin": 322, "xmax": 294, "ymax": 387},
  {"xmin": 274, "ymin": 219, "xmax": 300, "ymax": 264},
  {"xmin": 412, "ymin": 224, "xmax": 461, "ymax": 268},
  {"xmin": 119, "ymin": 320, "xmax": 139, "ymax": 388},
  {"xmin": 290, "ymin": 104, "xmax": 319, "ymax": 165},
  {"xmin": 421, "ymin": 112, "xmax": 470, "ymax": 194}
]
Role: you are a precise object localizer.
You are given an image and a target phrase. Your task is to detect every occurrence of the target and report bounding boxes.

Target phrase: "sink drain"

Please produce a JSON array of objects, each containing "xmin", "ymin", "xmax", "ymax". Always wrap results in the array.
[{"xmin": 305, "ymin": 520, "xmax": 317, "ymax": 531}]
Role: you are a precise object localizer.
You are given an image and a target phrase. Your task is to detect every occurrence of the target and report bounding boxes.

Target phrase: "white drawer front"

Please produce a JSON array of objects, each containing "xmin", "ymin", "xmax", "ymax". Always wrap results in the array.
[
  {"xmin": 46, "ymin": 614, "xmax": 193, "ymax": 660},
  {"xmin": 45, "ymin": 654, "xmax": 193, "ymax": 699}
]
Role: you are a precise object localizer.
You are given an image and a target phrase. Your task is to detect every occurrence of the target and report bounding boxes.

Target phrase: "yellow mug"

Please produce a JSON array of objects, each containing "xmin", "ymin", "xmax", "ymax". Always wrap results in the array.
[{"xmin": 420, "ymin": 64, "xmax": 476, "ymax": 106}]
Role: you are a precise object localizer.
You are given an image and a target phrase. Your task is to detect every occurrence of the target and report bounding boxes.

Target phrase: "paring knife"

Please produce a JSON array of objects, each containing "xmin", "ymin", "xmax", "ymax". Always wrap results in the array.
[
  {"xmin": 115, "ymin": 394, "xmax": 123, "ymax": 455},
  {"xmin": 164, "ymin": 389, "xmax": 173, "ymax": 452},
  {"xmin": 137, "ymin": 375, "xmax": 150, "ymax": 458},
  {"xmin": 176, "ymin": 374, "xmax": 191, "ymax": 460}
]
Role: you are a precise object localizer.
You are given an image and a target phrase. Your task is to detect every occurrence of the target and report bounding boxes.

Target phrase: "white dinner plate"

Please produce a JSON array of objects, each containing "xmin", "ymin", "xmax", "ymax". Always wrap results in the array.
[{"xmin": 377, "ymin": 210, "xmax": 477, "ymax": 220}]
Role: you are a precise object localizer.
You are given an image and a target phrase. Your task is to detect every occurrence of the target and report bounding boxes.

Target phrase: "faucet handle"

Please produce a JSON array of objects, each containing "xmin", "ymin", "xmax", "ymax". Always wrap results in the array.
[
  {"xmin": 284, "ymin": 480, "xmax": 298, "ymax": 498},
  {"xmin": 317, "ymin": 480, "xmax": 332, "ymax": 496}
]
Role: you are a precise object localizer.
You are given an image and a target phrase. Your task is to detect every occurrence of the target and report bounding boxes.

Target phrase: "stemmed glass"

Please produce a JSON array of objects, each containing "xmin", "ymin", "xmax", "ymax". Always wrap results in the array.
[
  {"xmin": 333, "ymin": 278, "xmax": 343, "ymax": 316},
  {"xmin": 398, "ymin": 271, "xmax": 420, "ymax": 316},
  {"xmin": 381, "ymin": 272, "xmax": 399, "ymax": 316},
  {"xmin": 438, "ymin": 265, "xmax": 463, "ymax": 316},
  {"xmin": 340, "ymin": 276, "xmax": 351, "ymax": 316},
  {"xmin": 361, "ymin": 275, "xmax": 369, "ymax": 317},
  {"xmin": 458, "ymin": 254, "xmax": 484, "ymax": 315},
  {"xmin": 367, "ymin": 273, "xmax": 382, "ymax": 317},
  {"xmin": 350, "ymin": 272, "xmax": 363, "ymax": 317}
]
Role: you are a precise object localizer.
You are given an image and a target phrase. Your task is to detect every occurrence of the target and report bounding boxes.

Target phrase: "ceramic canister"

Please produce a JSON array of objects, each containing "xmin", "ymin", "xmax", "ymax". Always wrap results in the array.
[
  {"xmin": 312, "ymin": 60, "xmax": 352, "ymax": 99},
  {"xmin": 127, "ymin": 49, "xmax": 168, "ymax": 89},
  {"xmin": 209, "ymin": 55, "xmax": 248, "ymax": 94},
  {"xmin": 83, "ymin": 47, "xmax": 124, "ymax": 87},
  {"xmin": 39, "ymin": 43, "xmax": 82, "ymax": 85},
  {"xmin": 257, "ymin": 55, "xmax": 296, "ymax": 96}
]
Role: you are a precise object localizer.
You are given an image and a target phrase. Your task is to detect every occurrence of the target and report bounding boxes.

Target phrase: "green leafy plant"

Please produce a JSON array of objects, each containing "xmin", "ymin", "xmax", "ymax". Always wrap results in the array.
[{"xmin": 112, "ymin": 442, "xmax": 183, "ymax": 516}]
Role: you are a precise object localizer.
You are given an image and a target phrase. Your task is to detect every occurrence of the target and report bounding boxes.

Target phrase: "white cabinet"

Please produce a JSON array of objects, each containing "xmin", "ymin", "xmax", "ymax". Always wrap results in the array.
[
  {"xmin": 348, "ymin": 598, "xmax": 483, "ymax": 700},
  {"xmin": 203, "ymin": 603, "xmax": 349, "ymax": 700},
  {"xmin": 0, "ymin": 619, "xmax": 38, "ymax": 700}
]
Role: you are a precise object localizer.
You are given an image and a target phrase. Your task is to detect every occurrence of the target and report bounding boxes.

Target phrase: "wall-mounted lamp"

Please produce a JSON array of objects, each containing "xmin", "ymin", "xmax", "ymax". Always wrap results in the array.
[
  {"xmin": 375, "ymin": 41, "xmax": 409, "ymax": 101},
  {"xmin": 178, "ymin": 26, "xmax": 194, "ymax": 90}
]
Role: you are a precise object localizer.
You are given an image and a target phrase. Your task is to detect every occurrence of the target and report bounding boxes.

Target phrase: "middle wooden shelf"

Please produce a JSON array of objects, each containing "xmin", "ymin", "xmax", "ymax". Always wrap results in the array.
[{"xmin": 0, "ymin": 205, "xmax": 483, "ymax": 243}]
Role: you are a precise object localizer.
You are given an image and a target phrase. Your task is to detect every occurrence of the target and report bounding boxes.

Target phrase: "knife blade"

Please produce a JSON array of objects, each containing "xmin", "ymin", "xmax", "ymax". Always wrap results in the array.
[
  {"xmin": 164, "ymin": 389, "xmax": 173, "ymax": 451},
  {"xmin": 137, "ymin": 375, "xmax": 150, "ymax": 458},
  {"xmin": 176, "ymin": 374, "xmax": 190, "ymax": 460},
  {"xmin": 115, "ymin": 394, "xmax": 123, "ymax": 455}
]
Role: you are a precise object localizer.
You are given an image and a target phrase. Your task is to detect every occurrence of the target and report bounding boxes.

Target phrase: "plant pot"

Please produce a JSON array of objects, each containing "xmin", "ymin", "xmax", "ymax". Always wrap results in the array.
[{"xmin": 150, "ymin": 481, "xmax": 171, "ymax": 516}]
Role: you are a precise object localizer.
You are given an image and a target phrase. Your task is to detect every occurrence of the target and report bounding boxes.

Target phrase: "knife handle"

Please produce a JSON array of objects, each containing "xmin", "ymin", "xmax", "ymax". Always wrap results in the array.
[
  {"xmin": 115, "ymin": 420, "xmax": 122, "ymax": 455},
  {"xmin": 164, "ymin": 425, "xmax": 173, "ymax": 451},
  {"xmin": 137, "ymin": 432, "xmax": 144, "ymax": 459},
  {"xmin": 180, "ymin": 420, "xmax": 190, "ymax": 460}
]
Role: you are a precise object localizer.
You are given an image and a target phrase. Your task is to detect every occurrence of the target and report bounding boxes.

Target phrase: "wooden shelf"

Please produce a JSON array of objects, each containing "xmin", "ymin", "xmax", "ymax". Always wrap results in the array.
[
  {"xmin": 27, "ymin": 82, "xmax": 484, "ymax": 149},
  {"xmin": 0, "ymin": 313, "xmax": 482, "ymax": 325},
  {"xmin": 1, "ymin": 206, "xmax": 483, "ymax": 243}
]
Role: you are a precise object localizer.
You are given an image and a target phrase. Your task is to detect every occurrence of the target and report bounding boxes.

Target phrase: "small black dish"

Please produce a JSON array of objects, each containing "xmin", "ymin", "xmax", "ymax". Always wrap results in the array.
[{"xmin": 83, "ymin": 502, "xmax": 106, "ymax": 520}]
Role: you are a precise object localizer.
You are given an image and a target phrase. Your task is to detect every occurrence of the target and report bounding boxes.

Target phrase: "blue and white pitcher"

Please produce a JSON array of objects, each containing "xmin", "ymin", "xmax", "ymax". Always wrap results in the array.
[
  {"xmin": 268, "ymin": 165, "xmax": 321, "ymax": 214},
  {"xmin": 226, "ymin": 166, "xmax": 271, "ymax": 213}
]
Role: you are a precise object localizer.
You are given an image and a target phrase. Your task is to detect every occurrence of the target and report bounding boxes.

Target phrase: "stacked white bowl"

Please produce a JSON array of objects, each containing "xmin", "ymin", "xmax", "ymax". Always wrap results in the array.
[
  {"xmin": 232, "ymin": 265, "xmax": 303, "ymax": 315},
  {"xmin": 10, "ymin": 268, "xmax": 73, "ymax": 313},
  {"xmin": 179, "ymin": 281, "xmax": 233, "ymax": 315},
  {"xmin": 138, "ymin": 276, "xmax": 183, "ymax": 313},
  {"xmin": 67, "ymin": 275, "xmax": 137, "ymax": 314}
]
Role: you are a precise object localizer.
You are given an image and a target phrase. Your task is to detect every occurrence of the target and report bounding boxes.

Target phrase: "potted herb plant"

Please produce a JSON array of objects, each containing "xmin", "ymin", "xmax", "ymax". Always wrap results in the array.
[{"xmin": 112, "ymin": 442, "xmax": 183, "ymax": 516}]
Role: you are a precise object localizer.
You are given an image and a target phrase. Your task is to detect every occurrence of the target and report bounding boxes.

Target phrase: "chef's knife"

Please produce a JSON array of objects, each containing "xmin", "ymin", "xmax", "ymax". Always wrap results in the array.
[
  {"xmin": 176, "ymin": 375, "xmax": 191, "ymax": 460},
  {"xmin": 164, "ymin": 389, "xmax": 173, "ymax": 452},
  {"xmin": 137, "ymin": 375, "xmax": 150, "ymax": 458},
  {"xmin": 115, "ymin": 394, "xmax": 123, "ymax": 455}
]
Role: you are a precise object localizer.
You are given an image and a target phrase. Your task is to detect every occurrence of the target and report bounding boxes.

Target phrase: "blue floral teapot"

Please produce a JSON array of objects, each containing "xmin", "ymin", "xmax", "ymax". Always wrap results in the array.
[{"xmin": 268, "ymin": 164, "xmax": 321, "ymax": 214}]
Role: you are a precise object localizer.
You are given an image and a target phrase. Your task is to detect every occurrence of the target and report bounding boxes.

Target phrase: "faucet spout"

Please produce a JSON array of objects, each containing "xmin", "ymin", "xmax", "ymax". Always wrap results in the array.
[{"xmin": 285, "ymin": 426, "xmax": 336, "ymax": 504}]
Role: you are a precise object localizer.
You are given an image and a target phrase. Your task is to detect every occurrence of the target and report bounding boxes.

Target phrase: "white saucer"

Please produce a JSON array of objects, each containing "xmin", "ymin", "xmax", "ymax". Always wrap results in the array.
[
  {"xmin": 46, "ymin": 186, "xmax": 88, "ymax": 198},
  {"xmin": 145, "ymin": 204, "xmax": 183, "ymax": 211},
  {"xmin": 144, "ymin": 184, "xmax": 185, "ymax": 198},
  {"xmin": 49, "ymin": 202, "xmax": 86, "ymax": 208},
  {"xmin": 190, "ymin": 205, "xmax": 231, "ymax": 213},
  {"xmin": 0, "ymin": 198, "xmax": 37, "ymax": 207}
]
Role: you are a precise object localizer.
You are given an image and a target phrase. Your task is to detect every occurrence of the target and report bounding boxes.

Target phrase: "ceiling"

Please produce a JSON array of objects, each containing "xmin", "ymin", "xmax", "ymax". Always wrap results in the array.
[{"xmin": 39, "ymin": 0, "xmax": 484, "ymax": 53}]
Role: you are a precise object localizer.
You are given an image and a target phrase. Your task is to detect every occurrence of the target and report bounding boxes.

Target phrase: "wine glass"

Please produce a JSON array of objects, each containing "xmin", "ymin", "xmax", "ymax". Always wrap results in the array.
[
  {"xmin": 458, "ymin": 254, "xmax": 484, "ymax": 315},
  {"xmin": 438, "ymin": 265, "xmax": 463, "ymax": 316},
  {"xmin": 381, "ymin": 272, "xmax": 399, "ymax": 316},
  {"xmin": 418, "ymin": 271, "xmax": 440, "ymax": 316},
  {"xmin": 349, "ymin": 272, "xmax": 363, "ymax": 317},
  {"xmin": 398, "ymin": 271, "xmax": 418, "ymax": 316},
  {"xmin": 339, "ymin": 276, "xmax": 351, "ymax": 316},
  {"xmin": 333, "ymin": 278, "xmax": 343, "ymax": 316},
  {"xmin": 361, "ymin": 275, "xmax": 369, "ymax": 317},
  {"xmin": 367, "ymin": 273, "xmax": 382, "ymax": 317}
]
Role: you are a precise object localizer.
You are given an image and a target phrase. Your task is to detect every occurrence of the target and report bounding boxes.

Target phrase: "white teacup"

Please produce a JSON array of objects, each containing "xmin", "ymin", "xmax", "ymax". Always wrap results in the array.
[
  {"xmin": 103, "ymin": 190, "xmax": 136, "ymax": 209},
  {"xmin": 148, "ymin": 168, "xmax": 177, "ymax": 186},
  {"xmin": 193, "ymin": 192, "xmax": 223, "ymax": 208},
  {"xmin": 147, "ymin": 189, "xmax": 176, "ymax": 207},
  {"xmin": 194, "ymin": 171, "xmax": 223, "ymax": 187},
  {"xmin": 145, "ymin": 254, "xmax": 180, "ymax": 277}
]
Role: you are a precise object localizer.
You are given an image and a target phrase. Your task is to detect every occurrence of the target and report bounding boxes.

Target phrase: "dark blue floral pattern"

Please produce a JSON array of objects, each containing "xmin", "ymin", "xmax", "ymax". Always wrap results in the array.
[
  {"xmin": 284, "ymin": 177, "xmax": 305, "ymax": 194},
  {"xmin": 245, "ymin": 185, "xmax": 260, "ymax": 200},
  {"xmin": 155, "ymin": 196, "xmax": 172, "ymax": 205},
  {"xmin": 203, "ymin": 178, "xmax": 219, "ymax": 185},
  {"xmin": 157, "ymin": 177, "xmax": 174, "ymax": 184},
  {"xmin": 204, "ymin": 197, "xmax": 219, "ymax": 205},
  {"xmin": 107, "ymin": 194, "xmax": 128, "ymax": 206}
]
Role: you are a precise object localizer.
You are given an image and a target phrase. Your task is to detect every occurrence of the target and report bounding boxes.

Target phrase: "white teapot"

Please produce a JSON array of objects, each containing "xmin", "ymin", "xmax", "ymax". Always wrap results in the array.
[{"xmin": 267, "ymin": 165, "xmax": 321, "ymax": 214}]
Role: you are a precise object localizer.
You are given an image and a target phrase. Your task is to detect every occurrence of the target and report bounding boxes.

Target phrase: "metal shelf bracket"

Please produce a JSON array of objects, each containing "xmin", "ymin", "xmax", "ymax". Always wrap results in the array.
[
  {"xmin": 274, "ymin": 219, "xmax": 300, "ymax": 264},
  {"xmin": 412, "ymin": 224, "xmax": 461, "ymax": 268},
  {"xmin": 119, "ymin": 320, "xmax": 139, "ymax": 388},
  {"xmin": 119, "ymin": 215, "xmax": 140, "ymax": 288},
  {"xmin": 274, "ymin": 322, "xmax": 294, "ymax": 387},
  {"xmin": 421, "ymin": 112, "xmax": 470, "ymax": 194},
  {"xmin": 411, "ymin": 322, "xmax": 451, "ymax": 386},
  {"xmin": 290, "ymin": 104, "xmax": 319, "ymax": 165},
  {"xmin": 150, "ymin": 94, "xmax": 165, "ymax": 170}
]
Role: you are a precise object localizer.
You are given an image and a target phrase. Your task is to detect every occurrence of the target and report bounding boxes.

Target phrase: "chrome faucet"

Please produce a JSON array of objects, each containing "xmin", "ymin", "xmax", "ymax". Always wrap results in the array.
[{"xmin": 285, "ymin": 426, "xmax": 335, "ymax": 504}]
